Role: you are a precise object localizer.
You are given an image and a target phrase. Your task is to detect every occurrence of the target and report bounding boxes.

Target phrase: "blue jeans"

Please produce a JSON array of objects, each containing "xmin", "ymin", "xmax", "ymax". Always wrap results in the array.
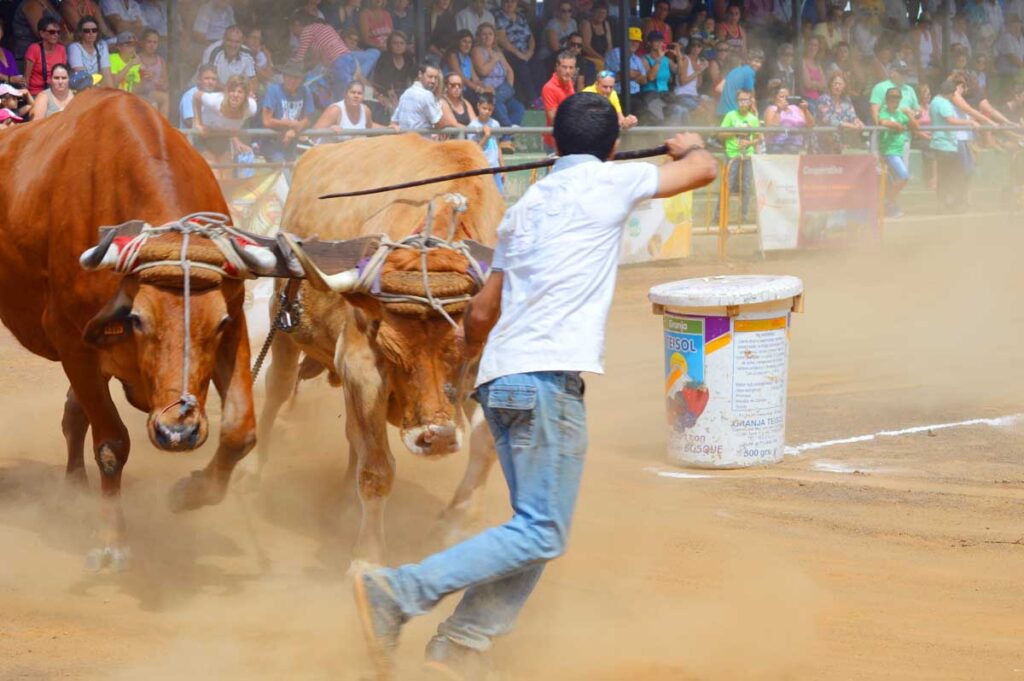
[
  {"xmin": 378, "ymin": 371, "xmax": 587, "ymax": 651},
  {"xmin": 331, "ymin": 49, "xmax": 380, "ymax": 99},
  {"xmin": 712, "ymin": 156, "xmax": 754, "ymax": 222},
  {"xmin": 493, "ymin": 82, "xmax": 525, "ymax": 128}
]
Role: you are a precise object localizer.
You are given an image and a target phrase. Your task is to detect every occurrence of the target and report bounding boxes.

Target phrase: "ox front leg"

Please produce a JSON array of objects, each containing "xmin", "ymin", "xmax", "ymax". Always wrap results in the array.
[
  {"xmin": 170, "ymin": 321, "xmax": 256, "ymax": 512},
  {"xmin": 241, "ymin": 330, "xmax": 302, "ymax": 486},
  {"xmin": 62, "ymin": 387, "xmax": 90, "ymax": 489},
  {"xmin": 439, "ymin": 403, "xmax": 497, "ymax": 546}
]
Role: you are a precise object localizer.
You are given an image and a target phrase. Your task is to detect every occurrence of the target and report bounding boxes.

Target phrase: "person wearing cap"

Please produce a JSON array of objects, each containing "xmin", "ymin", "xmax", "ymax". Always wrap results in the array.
[
  {"xmin": 0, "ymin": 83, "xmax": 33, "ymax": 120},
  {"xmin": 869, "ymin": 59, "xmax": 920, "ymax": 125},
  {"xmin": 604, "ymin": 26, "xmax": 647, "ymax": 96},
  {"xmin": 261, "ymin": 60, "xmax": 314, "ymax": 163},
  {"xmin": 0, "ymin": 107, "xmax": 24, "ymax": 128},
  {"xmin": 582, "ymin": 70, "xmax": 638, "ymax": 128},
  {"xmin": 110, "ymin": 31, "xmax": 142, "ymax": 92}
]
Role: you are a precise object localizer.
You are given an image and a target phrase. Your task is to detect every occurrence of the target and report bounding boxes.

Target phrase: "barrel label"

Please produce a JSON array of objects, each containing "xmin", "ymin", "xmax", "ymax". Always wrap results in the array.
[
  {"xmin": 664, "ymin": 314, "xmax": 708, "ymax": 432},
  {"xmin": 731, "ymin": 316, "xmax": 789, "ymax": 413}
]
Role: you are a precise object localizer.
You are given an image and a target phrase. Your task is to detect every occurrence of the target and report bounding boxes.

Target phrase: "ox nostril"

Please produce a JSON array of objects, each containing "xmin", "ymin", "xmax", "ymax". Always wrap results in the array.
[{"xmin": 154, "ymin": 422, "xmax": 200, "ymax": 451}]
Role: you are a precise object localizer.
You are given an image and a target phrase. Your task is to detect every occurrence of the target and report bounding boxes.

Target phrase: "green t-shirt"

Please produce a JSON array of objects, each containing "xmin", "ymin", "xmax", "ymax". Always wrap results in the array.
[
  {"xmin": 928, "ymin": 95, "xmax": 959, "ymax": 153},
  {"xmin": 110, "ymin": 53, "xmax": 141, "ymax": 93},
  {"xmin": 878, "ymin": 107, "xmax": 910, "ymax": 156},
  {"xmin": 720, "ymin": 109, "xmax": 760, "ymax": 158},
  {"xmin": 869, "ymin": 80, "xmax": 919, "ymax": 113}
]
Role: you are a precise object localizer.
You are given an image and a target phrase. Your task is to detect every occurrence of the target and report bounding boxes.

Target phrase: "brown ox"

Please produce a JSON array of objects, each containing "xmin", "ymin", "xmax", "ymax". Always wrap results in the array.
[
  {"xmin": 0, "ymin": 89, "xmax": 260, "ymax": 570},
  {"xmin": 254, "ymin": 134, "xmax": 502, "ymax": 568}
]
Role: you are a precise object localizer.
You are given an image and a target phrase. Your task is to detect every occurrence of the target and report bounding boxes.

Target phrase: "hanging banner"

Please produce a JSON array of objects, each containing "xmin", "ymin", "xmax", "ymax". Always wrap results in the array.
[
  {"xmin": 753, "ymin": 154, "xmax": 881, "ymax": 251},
  {"xmin": 620, "ymin": 192, "xmax": 694, "ymax": 264},
  {"xmin": 218, "ymin": 170, "xmax": 291, "ymax": 238}
]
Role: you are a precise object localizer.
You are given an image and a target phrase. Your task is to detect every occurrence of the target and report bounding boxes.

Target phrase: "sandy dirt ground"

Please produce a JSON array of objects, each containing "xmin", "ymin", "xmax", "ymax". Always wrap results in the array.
[{"xmin": 1, "ymin": 215, "xmax": 1022, "ymax": 681}]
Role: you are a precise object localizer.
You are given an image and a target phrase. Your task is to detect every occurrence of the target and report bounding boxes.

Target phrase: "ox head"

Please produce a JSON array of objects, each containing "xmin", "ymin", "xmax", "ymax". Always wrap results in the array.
[
  {"xmin": 79, "ymin": 220, "xmax": 280, "ymax": 452},
  {"xmin": 283, "ymin": 231, "xmax": 493, "ymax": 458}
]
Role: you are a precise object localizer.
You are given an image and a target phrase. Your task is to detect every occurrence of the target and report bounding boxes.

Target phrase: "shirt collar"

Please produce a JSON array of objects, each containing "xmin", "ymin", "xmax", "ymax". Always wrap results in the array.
[{"xmin": 551, "ymin": 154, "xmax": 600, "ymax": 173}]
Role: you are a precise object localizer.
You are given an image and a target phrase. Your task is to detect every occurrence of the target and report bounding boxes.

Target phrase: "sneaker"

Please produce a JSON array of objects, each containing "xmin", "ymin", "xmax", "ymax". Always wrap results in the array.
[
  {"xmin": 422, "ymin": 635, "xmax": 490, "ymax": 681},
  {"xmin": 352, "ymin": 570, "xmax": 406, "ymax": 677}
]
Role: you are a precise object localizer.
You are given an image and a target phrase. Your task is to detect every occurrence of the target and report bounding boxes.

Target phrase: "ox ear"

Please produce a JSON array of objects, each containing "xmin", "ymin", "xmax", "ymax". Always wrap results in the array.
[{"xmin": 83, "ymin": 287, "xmax": 136, "ymax": 347}]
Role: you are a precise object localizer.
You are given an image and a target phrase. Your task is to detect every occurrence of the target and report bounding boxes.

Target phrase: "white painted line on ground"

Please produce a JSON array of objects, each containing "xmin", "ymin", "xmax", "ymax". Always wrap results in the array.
[
  {"xmin": 784, "ymin": 414, "xmax": 1023, "ymax": 456},
  {"xmin": 643, "ymin": 467, "xmax": 717, "ymax": 480}
]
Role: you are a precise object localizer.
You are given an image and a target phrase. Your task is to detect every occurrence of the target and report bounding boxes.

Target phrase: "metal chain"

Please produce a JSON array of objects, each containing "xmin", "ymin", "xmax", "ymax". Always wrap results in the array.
[{"xmin": 251, "ymin": 283, "xmax": 302, "ymax": 383}]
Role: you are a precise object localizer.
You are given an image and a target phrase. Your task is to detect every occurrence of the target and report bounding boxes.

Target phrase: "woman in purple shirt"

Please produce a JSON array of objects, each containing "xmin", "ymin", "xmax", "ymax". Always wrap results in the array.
[{"xmin": 0, "ymin": 23, "xmax": 26, "ymax": 88}]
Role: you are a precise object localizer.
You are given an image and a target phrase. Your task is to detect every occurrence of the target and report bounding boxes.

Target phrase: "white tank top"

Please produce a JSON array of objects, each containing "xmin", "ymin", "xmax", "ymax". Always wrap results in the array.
[{"xmin": 338, "ymin": 101, "xmax": 367, "ymax": 130}]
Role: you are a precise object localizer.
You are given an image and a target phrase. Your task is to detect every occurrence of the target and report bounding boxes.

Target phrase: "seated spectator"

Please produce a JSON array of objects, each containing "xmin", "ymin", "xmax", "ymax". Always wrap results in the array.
[
  {"xmin": 0, "ymin": 22, "xmax": 25, "ymax": 89},
  {"xmin": 717, "ymin": 4, "xmax": 747, "ymax": 54},
  {"xmin": 970, "ymin": 52, "xmax": 993, "ymax": 101},
  {"xmin": 205, "ymin": 25, "xmax": 256, "ymax": 92},
  {"xmin": 467, "ymin": 91, "xmax": 504, "ymax": 194},
  {"xmin": 674, "ymin": 39, "xmax": 708, "ymax": 120},
  {"xmin": 12, "ymin": 0, "xmax": 68, "ymax": 61},
  {"xmin": 950, "ymin": 14, "xmax": 972, "ymax": 55},
  {"xmin": 192, "ymin": 75, "xmax": 258, "ymax": 178},
  {"xmin": 456, "ymin": 0, "xmax": 495, "ymax": 37},
  {"xmin": 801, "ymin": 35, "xmax": 826, "ymax": 101},
  {"xmin": 816, "ymin": 73, "xmax": 864, "ymax": 153},
  {"xmin": 877, "ymin": 86, "xmax": 917, "ymax": 217},
  {"xmin": 391, "ymin": 0, "xmax": 415, "ymax": 48},
  {"xmin": 540, "ymin": 1, "xmax": 577, "ymax": 67},
  {"xmin": 851, "ymin": 8, "xmax": 879, "ymax": 58},
  {"xmin": 642, "ymin": 1, "xmax": 672, "ymax": 47},
  {"xmin": 813, "ymin": 7, "xmax": 844, "ymax": 53},
  {"xmin": 337, "ymin": 0, "xmax": 362, "ymax": 34},
  {"xmin": 62, "ymin": 0, "xmax": 115, "ymax": 42},
  {"xmin": 564, "ymin": 32, "xmax": 597, "ymax": 89},
  {"xmin": 246, "ymin": 26, "xmax": 275, "ymax": 88},
  {"xmin": 0, "ymin": 83, "xmax": 34, "ymax": 119},
  {"xmin": 261, "ymin": 60, "xmax": 314, "ymax": 162},
  {"xmin": 0, "ymin": 108, "xmax": 24, "ymax": 129},
  {"xmin": 640, "ymin": 32, "xmax": 683, "ymax": 124},
  {"xmin": 472, "ymin": 22, "xmax": 523, "ymax": 134},
  {"xmin": 135, "ymin": 28, "xmax": 168, "ymax": 115},
  {"xmin": 69, "ymin": 16, "xmax": 113, "ymax": 89},
  {"xmin": 496, "ymin": 0, "xmax": 537, "ymax": 106},
  {"xmin": 100, "ymin": 0, "xmax": 144, "ymax": 36},
  {"xmin": 298, "ymin": 0, "xmax": 326, "ymax": 22},
  {"xmin": 764, "ymin": 87, "xmax": 815, "ymax": 153},
  {"xmin": 717, "ymin": 47, "xmax": 763, "ymax": 117},
  {"xmin": 314, "ymin": 79, "xmax": 383, "ymax": 139},
  {"xmin": 390, "ymin": 57, "xmax": 458, "ymax": 130},
  {"xmin": 30, "ymin": 62, "xmax": 73, "ymax": 120},
  {"xmin": 895, "ymin": 40, "xmax": 920, "ymax": 86},
  {"xmin": 996, "ymin": 15, "xmax": 1024, "ymax": 75},
  {"xmin": 137, "ymin": 0, "xmax": 166, "ymax": 40},
  {"xmin": 360, "ymin": 0, "xmax": 393, "ymax": 51},
  {"xmin": 827, "ymin": 41, "xmax": 853, "ymax": 78},
  {"xmin": 440, "ymin": 72, "xmax": 477, "ymax": 126},
  {"xmin": 914, "ymin": 15, "xmax": 937, "ymax": 73},
  {"xmin": 581, "ymin": 69, "xmax": 639, "ymax": 128},
  {"xmin": 374, "ymin": 30, "xmax": 418, "ymax": 115},
  {"xmin": 293, "ymin": 15, "xmax": 377, "ymax": 100},
  {"xmin": 767, "ymin": 42, "xmax": 796, "ymax": 93},
  {"xmin": 180, "ymin": 63, "xmax": 219, "ymax": 128},
  {"xmin": 541, "ymin": 50, "xmax": 576, "ymax": 153},
  {"xmin": 580, "ymin": 2, "xmax": 612, "ymax": 70},
  {"xmin": 604, "ymin": 26, "xmax": 646, "ymax": 97},
  {"xmin": 713, "ymin": 88, "xmax": 761, "ymax": 224},
  {"xmin": 192, "ymin": 0, "xmax": 235, "ymax": 45},
  {"xmin": 446, "ymin": 29, "xmax": 487, "ymax": 104},
  {"xmin": 24, "ymin": 16, "xmax": 68, "ymax": 97},
  {"xmin": 428, "ymin": 0, "xmax": 458, "ymax": 58},
  {"xmin": 110, "ymin": 31, "xmax": 142, "ymax": 92}
]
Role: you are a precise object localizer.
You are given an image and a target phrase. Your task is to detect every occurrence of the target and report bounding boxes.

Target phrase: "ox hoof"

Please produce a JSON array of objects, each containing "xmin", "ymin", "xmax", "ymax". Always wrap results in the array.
[
  {"xmin": 168, "ymin": 471, "xmax": 225, "ymax": 513},
  {"xmin": 85, "ymin": 546, "xmax": 133, "ymax": 573},
  {"xmin": 346, "ymin": 559, "xmax": 383, "ymax": 578}
]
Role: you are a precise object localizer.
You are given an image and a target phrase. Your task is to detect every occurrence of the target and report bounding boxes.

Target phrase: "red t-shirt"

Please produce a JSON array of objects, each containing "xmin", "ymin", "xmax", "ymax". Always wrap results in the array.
[
  {"xmin": 24, "ymin": 43, "xmax": 67, "ymax": 96},
  {"xmin": 541, "ymin": 72, "xmax": 574, "ymax": 149}
]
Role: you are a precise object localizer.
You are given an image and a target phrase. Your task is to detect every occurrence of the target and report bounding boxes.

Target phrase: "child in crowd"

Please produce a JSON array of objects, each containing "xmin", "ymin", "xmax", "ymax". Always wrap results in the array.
[
  {"xmin": 0, "ymin": 83, "xmax": 32, "ymax": 119},
  {"xmin": 0, "ymin": 107, "xmax": 23, "ymax": 128},
  {"xmin": 878, "ymin": 86, "xmax": 918, "ymax": 218},
  {"xmin": 469, "ymin": 91, "xmax": 504, "ymax": 195}
]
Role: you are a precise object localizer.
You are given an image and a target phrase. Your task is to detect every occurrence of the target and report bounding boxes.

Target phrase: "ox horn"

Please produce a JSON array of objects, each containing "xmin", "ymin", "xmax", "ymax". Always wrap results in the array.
[
  {"xmin": 226, "ymin": 237, "xmax": 279, "ymax": 275},
  {"xmin": 278, "ymin": 233, "xmax": 361, "ymax": 293},
  {"xmin": 79, "ymin": 227, "xmax": 122, "ymax": 270}
]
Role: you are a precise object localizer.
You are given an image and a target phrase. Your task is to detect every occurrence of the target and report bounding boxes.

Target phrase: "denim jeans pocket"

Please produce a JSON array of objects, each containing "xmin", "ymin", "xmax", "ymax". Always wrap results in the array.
[{"xmin": 487, "ymin": 385, "xmax": 537, "ymax": 448}]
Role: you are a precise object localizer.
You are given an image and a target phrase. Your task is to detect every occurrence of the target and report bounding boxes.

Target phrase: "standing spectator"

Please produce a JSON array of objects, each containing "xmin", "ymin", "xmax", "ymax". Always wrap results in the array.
[
  {"xmin": 467, "ymin": 91, "xmax": 504, "ymax": 194},
  {"xmin": 261, "ymin": 60, "xmax": 314, "ymax": 162},
  {"xmin": 801, "ymin": 35, "xmax": 826, "ymax": 101},
  {"xmin": 717, "ymin": 5, "xmax": 747, "ymax": 54},
  {"xmin": 540, "ymin": 1, "xmax": 577, "ymax": 68},
  {"xmin": 495, "ymin": 0, "xmax": 536, "ymax": 106},
  {"xmin": 456, "ymin": 0, "xmax": 495, "ymax": 37},
  {"xmin": 717, "ymin": 47, "xmax": 763, "ymax": 117},
  {"xmin": 207, "ymin": 25, "xmax": 257, "ymax": 92},
  {"xmin": 878, "ymin": 86, "xmax": 917, "ymax": 217},
  {"xmin": 192, "ymin": 74, "xmax": 258, "ymax": 178},
  {"xmin": 136, "ymin": 28, "xmax": 168, "ymax": 116},
  {"xmin": 24, "ymin": 16, "xmax": 68, "ymax": 97},
  {"xmin": 581, "ymin": 69, "xmax": 639, "ymax": 128},
  {"xmin": 764, "ymin": 86, "xmax": 815, "ymax": 152},
  {"xmin": 640, "ymin": 31, "xmax": 682, "ymax": 124},
  {"xmin": 30, "ymin": 62, "xmax": 73, "ymax": 119},
  {"xmin": 472, "ymin": 22, "xmax": 523, "ymax": 139},
  {"xmin": 246, "ymin": 26, "xmax": 275, "ymax": 88},
  {"xmin": 12, "ymin": 0, "xmax": 67, "ymax": 61},
  {"xmin": 69, "ymin": 17, "xmax": 112, "ymax": 89},
  {"xmin": 816, "ymin": 73, "xmax": 864, "ymax": 152},
  {"xmin": 428, "ymin": 0, "xmax": 458, "ymax": 58},
  {"xmin": 63, "ymin": 0, "xmax": 115, "ymax": 41},
  {"xmin": 314, "ymin": 79, "xmax": 382, "ymax": 139},
  {"xmin": 390, "ymin": 57, "xmax": 458, "ymax": 130},
  {"xmin": 293, "ymin": 16, "xmax": 376, "ymax": 100},
  {"xmin": 100, "ymin": 0, "xmax": 145, "ymax": 36},
  {"xmin": 440, "ymin": 72, "xmax": 477, "ymax": 126},
  {"xmin": 929, "ymin": 79, "xmax": 978, "ymax": 212},
  {"xmin": 180, "ymin": 63, "xmax": 219, "ymax": 128},
  {"xmin": 604, "ymin": 26, "xmax": 646, "ymax": 97},
  {"xmin": 674, "ymin": 39, "xmax": 708, "ymax": 120},
  {"xmin": 869, "ymin": 60, "xmax": 919, "ymax": 125},
  {"xmin": 580, "ymin": 2, "xmax": 612, "ymax": 70},
  {"xmin": 713, "ymin": 88, "xmax": 761, "ymax": 224},
  {"xmin": 642, "ymin": 1, "xmax": 672, "ymax": 46},
  {"xmin": 0, "ymin": 22, "xmax": 26, "ymax": 88},
  {"xmin": 541, "ymin": 50, "xmax": 576, "ymax": 152},
  {"xmin": 374, "ymin": 30, "xmax": 418, "ymax": 115},
  {"xmin": 360, "ymin": 0, "xmax": 394, "ymax": 50},
  {"xmin": 137, "ymin": 0, "xmax": 167, "ymax": 39},
  {"xmin": 110, "ymin": 31, "xmax": 141, "ymax": 92},
  {"xmin": 192, "ymin": 0, "xmax": 235, "ymax": 44}
]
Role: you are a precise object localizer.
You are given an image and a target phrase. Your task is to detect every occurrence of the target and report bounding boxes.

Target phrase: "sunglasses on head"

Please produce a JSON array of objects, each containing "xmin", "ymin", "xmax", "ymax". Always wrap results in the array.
[{"xmin": 598, "ymin": 69, "xmax": 614, "ymax": 79}]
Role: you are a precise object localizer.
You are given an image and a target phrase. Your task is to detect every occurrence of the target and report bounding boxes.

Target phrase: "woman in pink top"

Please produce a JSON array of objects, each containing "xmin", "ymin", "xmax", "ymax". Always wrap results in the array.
[
  {"xmin": 360, "ymin": 0, "xmax": 394, "ymax": 50},
  {"xmin": 801, "ymin": 35, "xmax": 826, "ymax": 101},
  {"xmin": 23, "ymin": 16, "xmax": 67, "ymax": 96},
  {"xmin": 765, "ymin": 86, "xmax": 815, "ymax": 153}
]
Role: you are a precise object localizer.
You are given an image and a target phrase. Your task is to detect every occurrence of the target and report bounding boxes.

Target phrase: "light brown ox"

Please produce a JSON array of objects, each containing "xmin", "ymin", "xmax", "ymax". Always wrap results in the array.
[
  {"xmin": 0, "ymin": 89, "xmax": 266, "ymax": 570},
  {"xmin": 254, "ymin": 134, "xmax": 503, "ymax": 568}
]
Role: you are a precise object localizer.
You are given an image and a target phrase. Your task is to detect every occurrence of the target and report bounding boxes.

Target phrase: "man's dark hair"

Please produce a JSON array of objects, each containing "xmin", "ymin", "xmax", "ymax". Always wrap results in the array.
[
  {"xmin": 477, "ymin": 91, "xmax": 495, "ymax": 106},
  {"xmin": 37, "ymin": 15, "xmax": 60, "ymax": 33},
  {"xmin": 553, "ymin": 92, "xmax": 619, "ymax": 160},
  {"xmin": 555, "ymin": 49, "xmax": 576, "ymax": 64},
  {"xmin": 421, "ymin": 54, "xmax": 442, "ymax": 73}
]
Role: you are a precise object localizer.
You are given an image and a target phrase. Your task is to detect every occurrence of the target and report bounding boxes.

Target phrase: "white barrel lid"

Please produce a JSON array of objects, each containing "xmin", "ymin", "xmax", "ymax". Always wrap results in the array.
[{"xmin": 649, "ymin": 275, "xmax": 804, "ymax": 308}]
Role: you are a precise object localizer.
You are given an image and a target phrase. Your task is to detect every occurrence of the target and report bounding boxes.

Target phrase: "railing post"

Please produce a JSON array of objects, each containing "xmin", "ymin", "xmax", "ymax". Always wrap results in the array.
[{"xmin": 718, "ymin": 157, "xmax": 729, "ymax": 261}]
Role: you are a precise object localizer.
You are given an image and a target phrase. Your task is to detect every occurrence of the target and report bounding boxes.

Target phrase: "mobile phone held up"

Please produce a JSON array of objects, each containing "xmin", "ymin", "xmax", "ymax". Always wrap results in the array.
[{"xmin": 786, "ymin": 95, "xmax": 804, "ymax": 106}]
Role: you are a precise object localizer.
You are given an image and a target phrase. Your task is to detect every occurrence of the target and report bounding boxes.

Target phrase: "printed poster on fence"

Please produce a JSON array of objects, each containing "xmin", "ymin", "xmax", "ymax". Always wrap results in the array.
[
  {"xmin": 620, "ymin": 192, "xmax": 694, "ymax": 264},
  {"xmin": 219, "ymin": 170, "xmax": 291, "ymax": 238},
  {"xmin": 752, "ymin": 155, "xmax": 880, "ymax": 251}
]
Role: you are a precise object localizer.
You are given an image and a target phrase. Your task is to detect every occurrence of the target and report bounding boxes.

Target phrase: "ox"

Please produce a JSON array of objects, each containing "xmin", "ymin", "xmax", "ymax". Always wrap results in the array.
[
  {"xmin": 0, "ymin": 89, "xmax": 272, "ymax": 570},
  {"xmin": 253, "ymin": 134, "xmax": 502, "ymax": 569}
]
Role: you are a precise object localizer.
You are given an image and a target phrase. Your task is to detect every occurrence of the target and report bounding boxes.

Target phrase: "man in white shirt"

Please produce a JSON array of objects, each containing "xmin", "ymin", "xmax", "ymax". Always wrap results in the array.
[
  {"xmin": 353, "ymin": 93, "xmax": 718, "ymax": 679},
  {"xmin": 390, "ymin": 58, "xmax": 458, "ymax": 130},
  {"xmin": 193, "ymin": 0, "xmax": 236, "ymax": 44},
  {"xmin": 100, "ymin": 0, "xmax": 146, "ymax": 36},
  {"xmin": 206, "ymin": 25, "xmax": 257, "ymax": 91},
  {"xmin": 456, "ymin": 0, "xmax": 496, "ymax": 36}
]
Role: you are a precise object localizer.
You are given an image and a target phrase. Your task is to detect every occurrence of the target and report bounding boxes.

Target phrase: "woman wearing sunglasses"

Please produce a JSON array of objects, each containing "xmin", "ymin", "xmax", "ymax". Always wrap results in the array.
[
  {"xmin": 68, "ymin": 16, "xmax": 112, "ymax": 88},
  {"xmin": 24, "ymin": 16, "xmax": 68, "ymax": 97},
  {"xmin": 12, "ymin": 0, "xmax": 69, "ymax": 61}
]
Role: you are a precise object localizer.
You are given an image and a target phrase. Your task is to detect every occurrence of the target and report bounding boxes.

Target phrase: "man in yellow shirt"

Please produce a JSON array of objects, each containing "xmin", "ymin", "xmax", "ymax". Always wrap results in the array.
[{"xmin": 581, "ymin": 70, "xmax": 638, "ymax": 129}]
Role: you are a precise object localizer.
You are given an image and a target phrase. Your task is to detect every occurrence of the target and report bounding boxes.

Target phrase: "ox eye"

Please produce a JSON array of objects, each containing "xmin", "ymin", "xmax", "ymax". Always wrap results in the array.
[
  {"xmin": 217, "ymin": 315, "xmax": 232, "ymax": 332},
  {"xmin": 128, "ymin": 313, "xmax": 144, "ymax": 331}
]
